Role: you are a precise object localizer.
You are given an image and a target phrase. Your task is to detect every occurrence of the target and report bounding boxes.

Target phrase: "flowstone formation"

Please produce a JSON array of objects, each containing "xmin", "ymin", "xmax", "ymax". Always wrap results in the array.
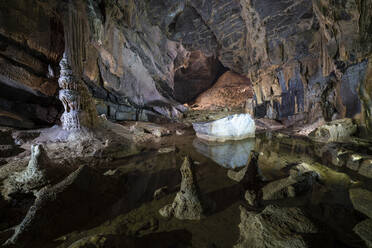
[
  {"xmin": 159, "ymin": 156, "xmax": 204, "ymax": 220},
  {"xmin": 58, "ymin": 52, "xmax": 98, "ymax": 131},
  {"xmin": 3, "ymin": 144, "xmax": 52, "ymax": 198}
]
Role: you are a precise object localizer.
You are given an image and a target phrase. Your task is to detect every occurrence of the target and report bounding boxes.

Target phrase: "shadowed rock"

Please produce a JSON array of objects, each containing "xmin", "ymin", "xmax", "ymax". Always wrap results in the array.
[
  {"xmin": 353, "ymin": 219, "xmax": 372, "ymax": 248},
  {"xmin": 349, "ymin": 188, "xmax": 372, "ymax": 219},
  {"xmin": 234, "ymin": 205, "xmax": 318, "ymax": 248},
  {"xmin": 3, "ymin": 165, "xmax": 121, "ymax": 247}
]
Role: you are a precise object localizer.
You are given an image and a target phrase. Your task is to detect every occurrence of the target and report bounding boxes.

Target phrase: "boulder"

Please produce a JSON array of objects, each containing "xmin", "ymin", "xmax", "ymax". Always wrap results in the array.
[
  {"xmin": 192, "ymin": 114, "xmax": 255, "ymax": 142},
  {"xmin": 349, "ymin": 188, "xmax": 372, "ymax": 219},
  {"xmin": 234, "ymin": 205, "xmax": 318, "ymax": 248},
  {"xmin": 262, "ymin": 169, "xmax": 319, "ymax": 201},
  {"xmin": 358, "ymin": 159, "xmax": 372, "ymax": 178},
  {"xmin": 353, "ymin": 219, "xmax": 372, "ymax": 248},
  {"xmin": 309, "ymin": 118, "xmax": 357, "ymax": 142},
  {"xmin": 346, "ymin": 154, "xmax": 363, "ymax": 171}
]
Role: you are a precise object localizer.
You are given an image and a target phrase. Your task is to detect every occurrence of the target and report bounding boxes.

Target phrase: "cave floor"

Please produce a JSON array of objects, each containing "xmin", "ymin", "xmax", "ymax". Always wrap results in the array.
[{"xmin": 1, "ymin": 125, "xmax": 372, "ymax": 248}]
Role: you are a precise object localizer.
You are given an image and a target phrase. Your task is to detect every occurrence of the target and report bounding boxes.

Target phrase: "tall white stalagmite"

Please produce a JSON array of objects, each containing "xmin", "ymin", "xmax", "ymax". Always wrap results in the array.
[{"xmin": 58, "ymin": 52, "xmax": 98, "ymax": 131}]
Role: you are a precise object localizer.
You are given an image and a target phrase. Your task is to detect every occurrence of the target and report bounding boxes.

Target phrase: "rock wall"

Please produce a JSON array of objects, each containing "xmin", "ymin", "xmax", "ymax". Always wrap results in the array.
[
  {"xmin": 0, "ymin": 0, "xmax": 64, "ymax": 128},
  {"xmin": 0, "ymin": 0, "xmax": 371, "ymax": 130}
]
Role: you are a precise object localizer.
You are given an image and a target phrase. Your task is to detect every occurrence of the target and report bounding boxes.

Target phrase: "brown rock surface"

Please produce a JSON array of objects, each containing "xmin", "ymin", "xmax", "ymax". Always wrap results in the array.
[
  {"xmin": 174, "ymin": 51, "xmax": 222, "ymax": 103},
  {"xmin": 193, "ymin": 71, "xmax": 253, "ymax": 110}
]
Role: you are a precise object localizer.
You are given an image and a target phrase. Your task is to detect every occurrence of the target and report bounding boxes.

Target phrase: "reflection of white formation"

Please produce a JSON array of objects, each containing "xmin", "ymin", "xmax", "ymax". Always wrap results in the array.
[
  {"xmin": 192, "ymin": 114, "xmax": 255, "ymax": 142},
  {"xmin": 58, "ymin": 52, "xmax": 98, "ymax": 131},
  {"xmin": 193, "ymin": 138, "xmax": 255, "ymax": 168}
]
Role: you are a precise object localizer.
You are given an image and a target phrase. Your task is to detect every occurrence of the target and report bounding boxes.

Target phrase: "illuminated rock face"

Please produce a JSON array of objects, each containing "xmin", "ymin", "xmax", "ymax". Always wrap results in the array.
[
  {"xmin": 192, "ymin": 114, "xmax": 256, "ymax": 142},
  {"xmin": 58, "ymin": 53, "xmax": 98, "ymax": 131}
]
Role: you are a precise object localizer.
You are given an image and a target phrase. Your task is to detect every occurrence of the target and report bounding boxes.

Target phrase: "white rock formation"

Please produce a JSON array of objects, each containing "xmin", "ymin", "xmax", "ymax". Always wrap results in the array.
[
  {"xmin": 58, "ymin": 52, "xmax": 98, "ymax": 131},
  {"xmin": 192, "ymin": 113, "xmax": 256, "ymax": 142}
]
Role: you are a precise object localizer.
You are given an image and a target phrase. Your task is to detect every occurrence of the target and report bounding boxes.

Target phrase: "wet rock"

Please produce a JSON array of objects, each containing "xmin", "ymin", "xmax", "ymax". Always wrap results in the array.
[
  {"xmin": 227, "ymin": 152, "xmax": 260, "ymax": 183},
  {"xmin": 193, "ymin": 138, "xmax": 255, "ymax": 169},
  {"xmin": 130, "ymin": 217, "xmax": 159, "ymax": 236},
  {"xmin": 153, "ymin": 186, "xmax": 168, "ymax": 200},
  {"xmin": 349, "ymin": 188, "xmax": 372, "ymax": 219},
  {"xmin": 176, "ymin": 129, "xmax": 185, "ymax": 136},
  {"xmin": 193, "ymin": 114, "xmax": 255, "ymax": 142},
  {"xmin": 353, "ymin": 219, "xmax": 372, "ymax": 248},
  {"xmin": 318, "ymin": 143, "xmax": 349, "ymax": 167},
  {"xmin": 130, "ymin": 122, "xmax": 171, "ymax": 137},
  {"xmin": 346, "ymin": 154, "xmax": 363, "ymax": 171},
  {"xmin": 234, "ymin": 205, "xmax": 318, "ymax": 248},
  {"xmin": 358, "ymin": 159, "xmax": 372, "ymax": 178},
  {"xmin": 193, "ymin": 71, "xmax": 254, "ymax": 110},
  {"xmin": 244, "ymin": 190, "xmax": 257, "ymax": 206},
  {"xmin": 3, "ymin": 165, "xmax": 120, "ymax": 246},
  {"xmin": 159, "ymin": 156, "xmax": 204, "ymax": 220},
  {"xmin": 295, "ymin": 162, "xmax": 356, "ymax": 190},
  {"xmin": 158, "ymin": 147, "xmax": 176, "ymax": 154},
  {"xmin": 262, "ymin": 169, "xmax": 319, "ymax": 201},
  {"xmin": 309, "ymin": 118, "xmax": 357, "ymax": 142},
  {"xmin": 2, "ymin": 144, "xmax": 52, "ymax": 199}
]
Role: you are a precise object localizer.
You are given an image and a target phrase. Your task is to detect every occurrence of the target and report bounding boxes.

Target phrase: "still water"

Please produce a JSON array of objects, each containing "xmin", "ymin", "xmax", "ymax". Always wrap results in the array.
[{"xmin": 4, "ymin": 131, "xmax": 372, "ymax": 248}]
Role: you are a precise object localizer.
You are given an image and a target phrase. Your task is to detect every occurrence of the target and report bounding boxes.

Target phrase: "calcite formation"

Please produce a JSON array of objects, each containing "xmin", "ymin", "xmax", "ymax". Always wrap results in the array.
[
  {"xmin": 58, "ymin": 52, "xmax": 98, "ymax": 131},
  {"xmin": 159, "ymin": 156, "xmax": 204, "ymax": 220},
  {"xmin": 192, "ymin": 114, "xmax": 256, "ymax": 142},
  {"xmin": 3, "ymin": 144, "xmax": 51, "ymax": 198}
]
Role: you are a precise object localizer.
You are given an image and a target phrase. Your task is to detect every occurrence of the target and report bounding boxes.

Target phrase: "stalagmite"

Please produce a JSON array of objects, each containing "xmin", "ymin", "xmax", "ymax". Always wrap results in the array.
[
  {"xmin": 58, "ymin": 52, "xmax": 98, "ymax": 131},
  {"xmin": 159, "ymin": 156, "xmax": 205, "ymax": 220},
  {"xmin": 2, "ymin": 144, "xmax": 52, "ymax": 199}
]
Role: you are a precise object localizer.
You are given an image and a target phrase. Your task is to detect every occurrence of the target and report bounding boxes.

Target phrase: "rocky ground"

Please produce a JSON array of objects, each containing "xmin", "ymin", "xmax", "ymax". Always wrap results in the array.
[{"xmin": 0, "ymin": 118, "xmax": 372, "ymax": 247}]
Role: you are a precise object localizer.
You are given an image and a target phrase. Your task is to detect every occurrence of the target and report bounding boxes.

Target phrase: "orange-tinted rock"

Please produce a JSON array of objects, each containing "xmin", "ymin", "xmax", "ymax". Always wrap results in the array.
[
  {"xmin": 174, "ymin": 51, "xmax": 221, "ymax": 103},
  {"xmin": 192, "ymin": 71, "xmax": 253, "ymax": 110}
]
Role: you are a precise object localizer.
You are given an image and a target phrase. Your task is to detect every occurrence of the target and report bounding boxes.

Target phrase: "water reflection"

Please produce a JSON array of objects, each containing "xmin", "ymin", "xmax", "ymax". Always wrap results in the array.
[{"xmin": 193, "ymin": 138, "xmax": 255, "ymax": 168}]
